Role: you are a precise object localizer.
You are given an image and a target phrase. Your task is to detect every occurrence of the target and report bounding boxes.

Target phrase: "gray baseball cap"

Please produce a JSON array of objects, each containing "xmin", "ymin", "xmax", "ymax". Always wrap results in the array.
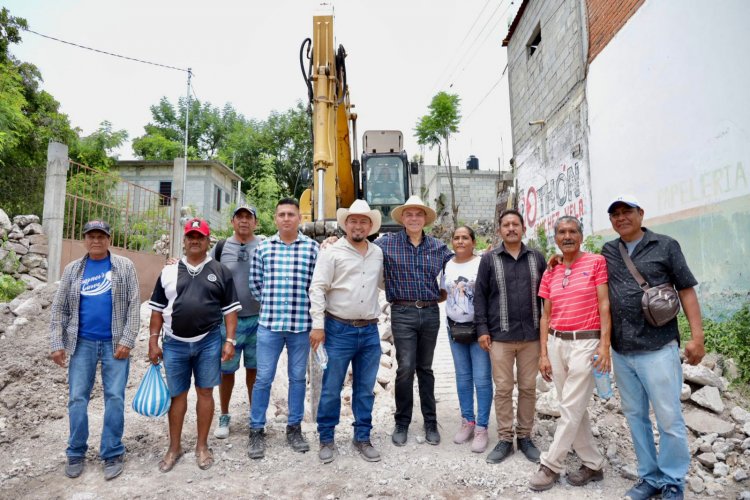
[{"xmin": 233, "ymin": 204, "xmax": 257, "ymax": 218}]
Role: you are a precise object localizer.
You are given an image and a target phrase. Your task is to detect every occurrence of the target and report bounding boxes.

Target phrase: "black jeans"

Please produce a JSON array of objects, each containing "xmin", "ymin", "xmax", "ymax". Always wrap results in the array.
[{"xmin": 391, "ymin": 304, "xmax": 441, "ymax": 426}]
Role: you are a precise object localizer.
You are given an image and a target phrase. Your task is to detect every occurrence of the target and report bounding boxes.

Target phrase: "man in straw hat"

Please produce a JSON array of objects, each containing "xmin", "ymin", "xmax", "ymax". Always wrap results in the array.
[
  {"xmin": 309, "ymin": 200, "xmax": 385, "ymax": 463},
  {"xmin": 376, "ymin": 195, "xmax": 453, "ymax": 446}
]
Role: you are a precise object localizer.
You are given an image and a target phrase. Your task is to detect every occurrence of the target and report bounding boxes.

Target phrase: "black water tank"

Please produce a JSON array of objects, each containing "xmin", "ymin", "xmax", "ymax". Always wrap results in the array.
[{"xmin": 466, "ymin": 155, "xmax": 479, "ymax": 170}]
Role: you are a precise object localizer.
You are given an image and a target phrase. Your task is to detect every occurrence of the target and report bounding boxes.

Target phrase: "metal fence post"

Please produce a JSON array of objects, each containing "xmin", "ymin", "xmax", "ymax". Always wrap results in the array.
[{"xmin": 170, "ymin": 158, "xmax": 185, "ymax": 258}]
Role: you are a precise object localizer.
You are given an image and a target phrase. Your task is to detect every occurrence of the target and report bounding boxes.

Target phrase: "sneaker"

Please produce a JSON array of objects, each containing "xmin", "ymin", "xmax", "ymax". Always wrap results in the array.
[
  {"xmin": 623, "ymin": 478, "xmax": 661, "ymax": 500},
  {"xmin": 352, "ymin": 439, "xmax": 381, "ymax": 462},
  {"xmin": 566, "ymin": 464, "xmax": 603, "ymax": 486},
  {"xmin": 470, "ymin": 426, "xmax": 489, "ymax": 453},
  {"xmin": 247, "ymin": 428, "xmax": 265, "ymax": 459},
  {"xmin": 486, "ymin": 440, "xmax": 514, "ymax": 464},
  {"xmin": 528, "ymin": 464, "xmax": 560, "ymax": 491},
  {"xmin": 103, "ymin": 454, "xmax": 124, "ymax": 481},
  {"xmin": 286, "ymin": 424, "xmax": 310, "ymax": 453},
  {"xmin": 424, "ymin": 422, "xmax": 440, "ymax": 445},
  {"xmin": 517, "ymin": 436, "xmax": 541, "ymax": 463},
  {"xmin": 65, "ymin": 456, "xmax": 85, "ymax": 478},
  {"xmin": 453, "ymin": 418, "xmax": 475, "ymax": 444},
  {"xmin": 392, "ymin": 424, "xmax": 408, "ymax": 446},
  {"xmin": 318, "ymin": 442, "xmax": 336, "ymax": 464},
  {"xmin": 214, "ymin": 414, "xmax": 230, "ymax": 439},
  {"xmin": 661, "ymin": 485, "xmax": 684, "ymax": 500}
]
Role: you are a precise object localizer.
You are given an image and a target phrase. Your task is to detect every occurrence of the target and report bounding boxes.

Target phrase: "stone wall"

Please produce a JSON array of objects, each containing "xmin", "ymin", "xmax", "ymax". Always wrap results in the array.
[{"xmin": 0, "ymin": 209, "xmax": 48, "ymax": 290}]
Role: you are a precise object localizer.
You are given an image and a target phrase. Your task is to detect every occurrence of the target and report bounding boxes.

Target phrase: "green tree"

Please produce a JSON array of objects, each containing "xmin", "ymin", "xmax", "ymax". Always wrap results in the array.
[
  {"xmin": 245, "ymin": 154, "xmax": 281, "ymax": 235},
  {"xmin": 415, "ymin": 91, "xmax": 461, "ymax": 227},
  {"xmin": 70, "ymin": 120, "xmax": 128, "ymax": 168}
]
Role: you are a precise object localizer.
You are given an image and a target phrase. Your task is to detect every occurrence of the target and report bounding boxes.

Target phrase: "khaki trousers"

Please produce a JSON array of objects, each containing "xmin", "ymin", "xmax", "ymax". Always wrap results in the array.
[
  {"xmin": 540, "ymin": 336, "xmax": 605, "ymax": 474},
  {"xmin": 489, "ymin": 340, "xmax": 540, "ymax": 441}
]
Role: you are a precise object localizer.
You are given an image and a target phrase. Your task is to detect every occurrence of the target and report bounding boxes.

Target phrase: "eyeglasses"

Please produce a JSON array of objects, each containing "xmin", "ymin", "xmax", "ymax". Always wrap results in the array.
[
  {"xmin": 238, "ymin": 247, "xmax": 248, "ymax": 262},
  {"xmin": 562, "ymin": 267, "xmax": 572, "ymax": 288}
]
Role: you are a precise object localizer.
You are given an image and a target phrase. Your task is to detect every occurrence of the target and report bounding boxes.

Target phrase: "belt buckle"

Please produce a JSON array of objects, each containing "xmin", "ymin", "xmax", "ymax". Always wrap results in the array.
[
  {"xmin": 352, "ymin": 319, "xmax": 366, "ymax": 328},
  {"xmin": 571, "ymin": 331, "xmax": 577, "ymax": 341},
  {"xmin": 415, "ymin": 300, "xmax": 425, "ymax": 309}
]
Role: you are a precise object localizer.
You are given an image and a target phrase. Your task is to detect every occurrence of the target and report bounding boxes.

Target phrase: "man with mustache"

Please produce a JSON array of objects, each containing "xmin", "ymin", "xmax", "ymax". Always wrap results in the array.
[
  {"xmin": 309, "ymin": 200, "xmax": 384, "ymax": 463},
  {"xmin": 474, "ymin": 209, "xmax": 546, "ymax": 465},
  {"xmin": 529, "ymin": 216, "xmax": 610, "ymax": 492},
  {"xmin": 148, "ymin": 218, "xmax": 241, "ymax": 472}
]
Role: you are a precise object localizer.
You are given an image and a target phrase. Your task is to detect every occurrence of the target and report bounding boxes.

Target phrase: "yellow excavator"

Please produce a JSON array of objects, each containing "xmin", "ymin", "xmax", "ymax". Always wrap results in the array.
[{"xmin": 299, "ymin": 4, "xmax": 412, "ymax": 237}]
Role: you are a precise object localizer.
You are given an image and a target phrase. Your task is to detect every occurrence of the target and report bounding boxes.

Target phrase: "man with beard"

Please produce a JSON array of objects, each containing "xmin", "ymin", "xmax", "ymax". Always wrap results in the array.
[{"xmin": 309, "ymin": 200, "xmax": 384, "ymax": 463}]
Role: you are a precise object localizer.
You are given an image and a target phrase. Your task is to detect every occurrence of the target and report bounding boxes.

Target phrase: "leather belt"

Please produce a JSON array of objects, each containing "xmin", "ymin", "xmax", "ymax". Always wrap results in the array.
[
  {"xmin": 548, "ymin": 328, "xmax": 600, "ymax": 340},
  {"xmin": 391, "ymin": 300, "xmax": 438, "ymax": 309},
  {"xmin": 326, "ymin": 313, "xmax": 379, "ymax": 328}
]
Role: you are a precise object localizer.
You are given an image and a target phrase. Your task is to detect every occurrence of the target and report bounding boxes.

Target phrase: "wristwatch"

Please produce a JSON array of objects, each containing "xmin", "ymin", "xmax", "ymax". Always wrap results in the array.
[{"xmin": 225, "ymin": 338, "xmax": 236, "ymax": 346}]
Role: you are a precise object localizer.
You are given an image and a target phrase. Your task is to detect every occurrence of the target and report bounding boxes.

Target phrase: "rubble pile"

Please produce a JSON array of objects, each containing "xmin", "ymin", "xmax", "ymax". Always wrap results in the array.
[{"xmin": 0, "ymin": 210, "xmax": 49, "ymax": 290}]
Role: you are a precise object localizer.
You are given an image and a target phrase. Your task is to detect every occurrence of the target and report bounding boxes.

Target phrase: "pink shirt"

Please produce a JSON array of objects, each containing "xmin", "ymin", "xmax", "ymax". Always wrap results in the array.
[{"xmin": 538, "ymin": 252, "xmax": 608, "ymax": 331}]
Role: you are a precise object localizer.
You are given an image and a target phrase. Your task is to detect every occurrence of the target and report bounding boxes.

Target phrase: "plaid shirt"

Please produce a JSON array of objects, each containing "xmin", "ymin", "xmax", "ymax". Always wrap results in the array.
[
  {"xmin": 375, "ymin": 230, "xmax": 453, "ymax": 303},
  {"xmin": 249, "ymin": 232, "xmax": 319, "ymax": 332},
  {"xmin": 50, "ymin": 252, "xmax": 141, "ymax": 354}
]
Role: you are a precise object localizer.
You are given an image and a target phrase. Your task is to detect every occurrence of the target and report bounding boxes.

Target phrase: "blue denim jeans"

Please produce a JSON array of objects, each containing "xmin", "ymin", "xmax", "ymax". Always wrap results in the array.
[
  {"xmin": 162, "ymin": 327, "xmax": 222, "ymax": 396},
  {"xmin": 390, "ymin": 304, "xmax": 441, "ymax": 426},
  {"xmin": 317, "ymin": 318, "xmax": 381, "ymax": 443},
  {"xmin": 67, "ymin": 337, "xmax": 130, "ymax": 460},
  {"xmin": 250, "ymin": 325, "xmax": 310, "ymax": 428},
  {"xmin": 612, "ymin": 341, "xmax": 689, "ymax": 490},
  {"xmin": 447, "ymin": 328, "xmax": 493, "ymax": 428}
]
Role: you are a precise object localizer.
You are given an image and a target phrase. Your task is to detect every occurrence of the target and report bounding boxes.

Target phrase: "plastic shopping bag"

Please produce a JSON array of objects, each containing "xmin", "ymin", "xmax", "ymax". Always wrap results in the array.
[{"xmin": 132, "ymin": 362, "xmax": 171, "ymax": 417}]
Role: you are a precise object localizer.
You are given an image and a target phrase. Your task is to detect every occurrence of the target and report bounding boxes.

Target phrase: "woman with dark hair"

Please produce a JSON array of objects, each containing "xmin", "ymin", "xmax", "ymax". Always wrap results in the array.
[{"xmin": 440, "ymin": 226, "xmax": 492, "ymax": 453}]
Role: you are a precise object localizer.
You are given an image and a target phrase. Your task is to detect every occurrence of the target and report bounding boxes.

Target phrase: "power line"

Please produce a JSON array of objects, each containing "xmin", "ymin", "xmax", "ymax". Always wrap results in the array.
[
  {"xmin": 431, "ymin": 0, "xmax": 493, "ymax": 91},
  {"xmin": 23, "ymin": 28, "xmax": 188, "ymax": 73},
  {"xmin": 437, "ymin": 0, "xmax": 511, "ymax": 91},
  {"xmin": 463, "ymin": 63, "xmax": 508, "ymax": 121}
]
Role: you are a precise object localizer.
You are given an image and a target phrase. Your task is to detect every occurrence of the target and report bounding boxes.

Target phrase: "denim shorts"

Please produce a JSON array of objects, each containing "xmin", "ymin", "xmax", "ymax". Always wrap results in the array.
[
  {"xmin": 221, "ymin": 315, "xmax": 259, "ymax": 373},
  {"xmin": 162, "ymin": 326, "xmax": 222, "ymax": 396}
]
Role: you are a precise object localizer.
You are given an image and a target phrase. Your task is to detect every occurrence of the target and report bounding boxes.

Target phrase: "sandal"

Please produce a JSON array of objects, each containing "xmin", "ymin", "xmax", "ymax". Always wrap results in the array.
[
  {"xmin": 158, "ymin": 449, "xmax": 184, "ymax": 473},
  {"xmin": 196, "ymin": 447, "xmax": 214, "ymax": 470}
]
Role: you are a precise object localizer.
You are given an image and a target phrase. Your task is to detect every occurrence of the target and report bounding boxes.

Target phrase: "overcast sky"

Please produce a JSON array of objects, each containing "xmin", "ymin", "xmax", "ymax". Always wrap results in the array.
[{"xmin": 6, "ymin": 0, "xmax": 518, "ymax": 172}]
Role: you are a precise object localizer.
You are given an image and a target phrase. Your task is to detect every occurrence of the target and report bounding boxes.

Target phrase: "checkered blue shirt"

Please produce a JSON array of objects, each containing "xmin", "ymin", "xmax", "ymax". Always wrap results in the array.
[
  {"xmin": 249, "ymin": 232, "xmax": 319, "ymax": 332},
  {"xmin": 374, "ymin": 230, "xmax": 453, "ymax": 303}
]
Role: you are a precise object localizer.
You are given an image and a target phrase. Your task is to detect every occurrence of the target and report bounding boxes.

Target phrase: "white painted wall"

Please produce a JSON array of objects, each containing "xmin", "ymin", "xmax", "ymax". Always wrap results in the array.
[{"xmin": 587, "ymin": 0, "xmax": 750, "ymax": 232}]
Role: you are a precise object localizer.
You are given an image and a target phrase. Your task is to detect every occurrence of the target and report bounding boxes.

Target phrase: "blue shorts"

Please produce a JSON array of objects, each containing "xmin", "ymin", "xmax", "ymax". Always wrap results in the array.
[
  {"xmin": 162, "ymin": 326, "xmax": 222, "ymax": 397},
  {"xmin": 221, "ymin": 315, "xmax": 259, "ymax": 373}
]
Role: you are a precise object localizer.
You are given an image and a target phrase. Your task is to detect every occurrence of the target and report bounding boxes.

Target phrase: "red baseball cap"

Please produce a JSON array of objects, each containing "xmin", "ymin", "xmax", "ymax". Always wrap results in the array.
[{"xmin": 184, "ymin": 218, "xmax": 210, "ymax": 236}]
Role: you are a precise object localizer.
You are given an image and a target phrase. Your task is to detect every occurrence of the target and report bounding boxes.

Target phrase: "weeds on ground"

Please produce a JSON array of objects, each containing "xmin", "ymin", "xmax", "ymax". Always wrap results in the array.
[
  {"xmin": 0, "ymin": 274, "xmax": 25, "ymax": 302},
  {"xmin": 679, "ymin": 303, "xmax": 750, "ymax": 384}
]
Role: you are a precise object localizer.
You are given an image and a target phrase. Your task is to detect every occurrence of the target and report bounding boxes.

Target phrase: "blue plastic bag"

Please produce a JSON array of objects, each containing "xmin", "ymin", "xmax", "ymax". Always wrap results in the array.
[{"xmin": 132, "ymin": 362, "xmax": 171, "ymax": 417}]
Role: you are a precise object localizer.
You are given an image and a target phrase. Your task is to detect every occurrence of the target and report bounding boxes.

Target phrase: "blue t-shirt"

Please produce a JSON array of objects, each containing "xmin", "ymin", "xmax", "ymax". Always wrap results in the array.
[{"xmin": 78, "ymin": 256, "xmax": 113, "ymax": 341}]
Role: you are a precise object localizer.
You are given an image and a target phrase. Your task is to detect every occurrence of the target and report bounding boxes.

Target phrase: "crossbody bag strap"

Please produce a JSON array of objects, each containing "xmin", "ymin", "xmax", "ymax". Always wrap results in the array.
[{"xmin": 618, "ymin": 241, "xmax": 650, "ymax": 290}]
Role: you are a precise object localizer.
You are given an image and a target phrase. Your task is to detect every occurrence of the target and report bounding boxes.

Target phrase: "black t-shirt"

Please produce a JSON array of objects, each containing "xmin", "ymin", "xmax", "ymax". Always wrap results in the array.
[{"xmin": 149, "ymin": 259, "xmax": 241, "ymax": 339}]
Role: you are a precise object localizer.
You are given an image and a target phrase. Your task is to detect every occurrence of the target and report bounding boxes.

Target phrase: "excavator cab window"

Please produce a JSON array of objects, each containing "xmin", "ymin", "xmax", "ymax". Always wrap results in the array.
[{"xmin": 365, "ymin": 158, "xmax": 405, "ymax": 207}]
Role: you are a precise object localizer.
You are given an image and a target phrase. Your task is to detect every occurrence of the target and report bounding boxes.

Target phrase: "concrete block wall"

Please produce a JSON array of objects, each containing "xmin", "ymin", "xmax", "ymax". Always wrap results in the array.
[
  {"xmin": 412, "ymin": 166, "xmax": 505, "ymax": 224},
  {"xmin": 506, "ymin": 0, "xmax": 587, "ymax": 155}
]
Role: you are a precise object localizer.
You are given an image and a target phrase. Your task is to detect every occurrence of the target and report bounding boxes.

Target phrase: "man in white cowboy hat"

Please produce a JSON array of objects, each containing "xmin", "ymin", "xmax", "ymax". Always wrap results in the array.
[
  {"xmin": 375, "ymin": 195, "xmax": 453, "ymax": 446},
  {"xmin": 309, "ymin": 200, "xmax": 385, "ymax": 463}
]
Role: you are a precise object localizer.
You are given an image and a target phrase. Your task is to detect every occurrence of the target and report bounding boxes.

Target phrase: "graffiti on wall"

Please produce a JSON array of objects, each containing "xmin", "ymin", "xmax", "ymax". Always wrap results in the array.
[{"xmin": 518, "ymin": 162, "xmax": 587, "ymax": 236}]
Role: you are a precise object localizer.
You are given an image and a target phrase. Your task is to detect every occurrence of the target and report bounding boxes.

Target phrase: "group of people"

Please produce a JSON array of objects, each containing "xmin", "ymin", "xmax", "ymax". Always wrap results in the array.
[{"xmin": 49, "ymin": 192, "xmax": 704, "ymax": 500}]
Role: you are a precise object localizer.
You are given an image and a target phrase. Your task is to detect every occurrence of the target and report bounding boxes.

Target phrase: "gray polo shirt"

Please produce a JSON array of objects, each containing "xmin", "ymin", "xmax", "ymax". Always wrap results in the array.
[
  {"xmin": 602, "ymin": 228, "xmax": 697, "ymax": 353},
  {"xmin": 211, "ymin": 235, "xmax": 260, "ymax": 317}
]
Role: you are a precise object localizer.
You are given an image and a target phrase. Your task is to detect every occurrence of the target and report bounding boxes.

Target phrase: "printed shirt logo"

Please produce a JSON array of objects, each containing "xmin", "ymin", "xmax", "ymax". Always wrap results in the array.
[
  {"xmin": 81, "ymin": 271, "xmax": 112, "ymax": 296},
  {"xmin": 207, "ymin": 273, "xmax": 217, "ymax": 282}
]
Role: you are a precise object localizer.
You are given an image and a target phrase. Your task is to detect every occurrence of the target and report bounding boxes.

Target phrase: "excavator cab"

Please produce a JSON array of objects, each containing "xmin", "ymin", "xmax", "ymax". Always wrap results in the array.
[{"xmin": 362, "ymin": 151, "xmax": 410, "ymax": 230}]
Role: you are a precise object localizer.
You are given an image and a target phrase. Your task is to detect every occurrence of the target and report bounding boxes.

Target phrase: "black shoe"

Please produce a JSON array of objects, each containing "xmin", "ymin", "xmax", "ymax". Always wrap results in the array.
[
  {"xmin": 103, "ymin": 454, "xmax": 124, "ymax": 481},
  {"xmin": 65, "ymin": 456, "xmax": 85, "ymax": 478},
  {"xmin": 486, "ymin": 440, "xmax": 514, "ymax": 464},
  {"xmin": 392, "ymin": 424, "xmax": 409, "ymax": 446},
  {"xmin": 424, "ymin": 422, "xmax": 440, "ymax": 445},
  {"xmin": 286, "ymin": 424, "xmax": 310, "ymax": 453},
  {"xmin": 517, "ymin": 436, "xmax": 541, "ymax": 463},
  {"xmin": 247, "ymin": 428, "xmax": 265, "ymax": 459}
]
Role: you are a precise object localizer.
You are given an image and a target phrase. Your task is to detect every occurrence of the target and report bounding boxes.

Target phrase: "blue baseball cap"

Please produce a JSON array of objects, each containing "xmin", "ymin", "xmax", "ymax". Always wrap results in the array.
[{"xmin": 83, "ymin": 220, "xmax": 111, "ymax": 236}]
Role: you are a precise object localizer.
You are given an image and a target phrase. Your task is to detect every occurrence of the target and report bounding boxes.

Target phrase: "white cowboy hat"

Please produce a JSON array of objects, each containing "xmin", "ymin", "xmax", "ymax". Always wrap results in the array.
[
  {"xmin": 336, "ymin": 199, "xmax": 382, "ymax": 236},
  {"xmin": 391, "ymin": 195, "xmax": 437, "ymax": 226}
]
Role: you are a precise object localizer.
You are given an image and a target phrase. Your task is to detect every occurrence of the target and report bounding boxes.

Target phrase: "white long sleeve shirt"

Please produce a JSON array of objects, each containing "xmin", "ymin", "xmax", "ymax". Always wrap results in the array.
[{"xmin": 309, "ymin": 238, "xmax": 384, "ymax": 329}]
